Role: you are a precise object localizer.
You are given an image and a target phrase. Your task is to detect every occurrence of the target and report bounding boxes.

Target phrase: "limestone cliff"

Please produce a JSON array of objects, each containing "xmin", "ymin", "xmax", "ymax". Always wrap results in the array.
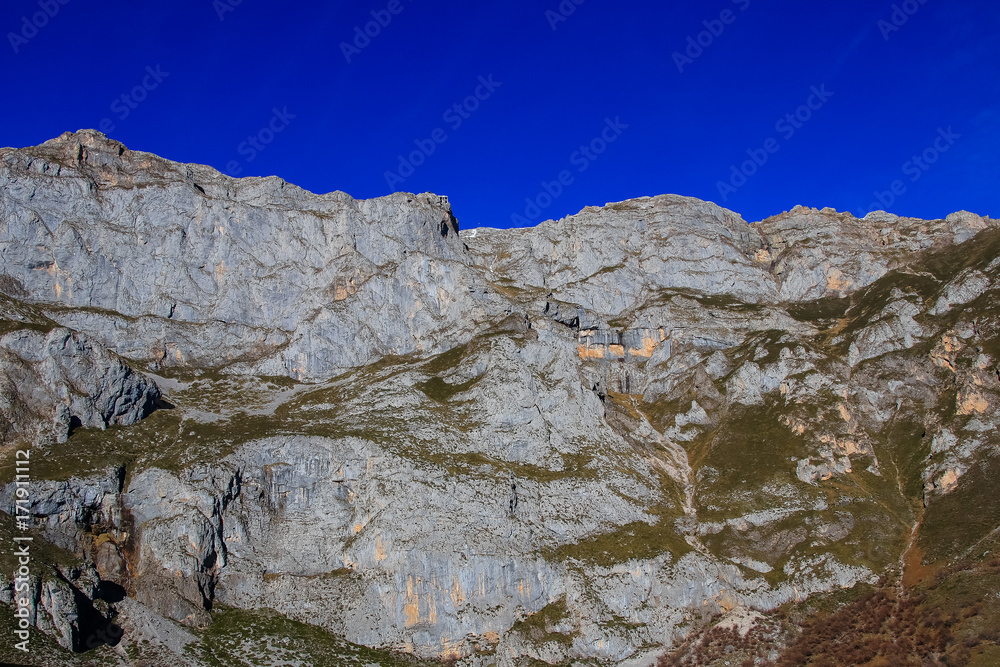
[{"xmin": 1, "ymin": 131, "xmax": 998, "ymax": 666}]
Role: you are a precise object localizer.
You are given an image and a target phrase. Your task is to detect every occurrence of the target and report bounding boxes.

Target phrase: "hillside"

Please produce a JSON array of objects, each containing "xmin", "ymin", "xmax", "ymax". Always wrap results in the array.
[{"xmin": 1, "ymin": 130, "xmax": 998, "ymax": 666}]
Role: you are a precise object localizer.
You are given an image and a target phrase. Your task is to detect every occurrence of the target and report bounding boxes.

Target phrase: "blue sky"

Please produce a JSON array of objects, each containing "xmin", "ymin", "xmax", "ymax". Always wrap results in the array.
[{"xmin": 2, "ymin": 0, "xmax": 998, "ymax": 228}]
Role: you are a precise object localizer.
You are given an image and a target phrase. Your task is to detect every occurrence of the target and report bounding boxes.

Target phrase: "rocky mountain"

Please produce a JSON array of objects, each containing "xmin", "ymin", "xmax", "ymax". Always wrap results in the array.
[{"xmin": 1, "ymin": 130, "xmax": 998, "ymax": 666}]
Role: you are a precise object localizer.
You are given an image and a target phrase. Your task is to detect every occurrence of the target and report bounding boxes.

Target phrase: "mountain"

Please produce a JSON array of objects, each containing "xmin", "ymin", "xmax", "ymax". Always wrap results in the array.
[{"xmin": 1, "ymin": 130, "xmax": 998, "ymax": 666}]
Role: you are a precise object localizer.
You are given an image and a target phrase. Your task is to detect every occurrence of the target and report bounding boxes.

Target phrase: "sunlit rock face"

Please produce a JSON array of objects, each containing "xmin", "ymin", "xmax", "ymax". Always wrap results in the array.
[{"xmin": 1, "ymin": 131, "xmax": 998, "ymax": 666}]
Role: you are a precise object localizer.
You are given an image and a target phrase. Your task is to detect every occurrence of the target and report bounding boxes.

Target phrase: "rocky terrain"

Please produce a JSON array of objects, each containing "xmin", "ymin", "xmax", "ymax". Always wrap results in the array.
[{"xmin": 0, "ymin": 130, "xmax": 998, "ymax": 666}]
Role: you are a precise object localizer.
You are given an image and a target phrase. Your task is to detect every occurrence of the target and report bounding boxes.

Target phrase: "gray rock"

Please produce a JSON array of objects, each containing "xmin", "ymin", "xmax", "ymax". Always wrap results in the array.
[
  {"xmin": 1, "ymin": 131, "xmax": 998, "ymax": 665},
  {"xmin": 0, "ymin": 327, "xmax": 160, "ymax": 444},
  {"xmin": 0, "ymin": 130, "xmax": 508, "ymax": 380}
]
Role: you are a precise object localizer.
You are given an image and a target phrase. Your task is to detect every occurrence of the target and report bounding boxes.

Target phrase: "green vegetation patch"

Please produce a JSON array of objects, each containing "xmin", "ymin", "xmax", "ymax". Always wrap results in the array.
[
  {"xmin": 0, "ymin": 293, "xmax": 60, "ymax": 336},
  {"xmin": 878, "ymin": 411, "xmax": 934, "ymax": 507},
  {"xmin": 0, "ymin": 408, "xmax": 184, "ymax": 483},
  {"xmin": 0, "ymin": 511, "xmax": 83, "ymax": 574},
  {"xmin": 830, "ymin": 271, "xmax": 940, "ymax": 349},
  {"xmin": 640, "ymin": 388, "xmax": 709, "ymax": 436},
  {"xmin": 692, "ymin": 292, "xmax": 768, "ymax": 312},
  {"xmin": 690, "ymin": 402, "xmax": 813, "ymax": 521},
  {"xmin": 548, "ymin": 513, "xmax": 692, "ymax": 567},
  {"xmin": 0, "ymin": 317, "xmax": 56, "ymax": 337},
  {"xmin": 0, "ymin": 604, "xmax": 123, "ymax": 666},
  {"xmin": 189, "ymin": 606, "xmax": 432, "ymax": 667},
  {"xmin": 510, "ymin": 597, "xmax": 576, "ymax": 647},
  {"xmin": 416, "ymin": 375, "xmax": 480, "ymax": 403},
  {"xmin": 785, "ymin": 295, "xmax": 851, "ymax": 323},
  {"xmin": 646, "ymin": 287, "xmax": 767, "ymax": 314},
  {"xmin": 915, "ymin": 227, "xmax": 1000, "ymax": 283},
  {"xmin": 419, "ymin": 342, "xmax": 469, "ymax": 376},
  {"xmin": 919, "ymin": 452, "xmax": 1000, "ymax": 563}
]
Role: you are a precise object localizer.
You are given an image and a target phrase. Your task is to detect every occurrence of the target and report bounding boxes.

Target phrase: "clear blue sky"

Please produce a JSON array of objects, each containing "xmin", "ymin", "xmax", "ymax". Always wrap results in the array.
[{"xmin": 2, "ymin": 0, "xmax": 998, "ymax": 228}]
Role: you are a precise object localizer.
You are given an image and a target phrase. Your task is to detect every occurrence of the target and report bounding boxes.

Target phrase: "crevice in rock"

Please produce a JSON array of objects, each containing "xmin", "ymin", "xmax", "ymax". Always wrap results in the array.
[
  {"xmin": 508, "ymin": 473, "xmax": 518, "ymax": 516},
  {"xmin": 53, "ymin": 569, "xmax": 124, "ymax": 652}
]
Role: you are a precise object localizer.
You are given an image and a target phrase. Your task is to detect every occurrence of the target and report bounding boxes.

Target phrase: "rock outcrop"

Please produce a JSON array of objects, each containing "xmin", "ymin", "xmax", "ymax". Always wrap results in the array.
[
  {"xmin": 1, "ymin": 131, "xmax": 998, "ymax": 666},
  {"xmin": 0, "ymin": 130, "xmax": 502, "ymax": 380},
  {"xmin": 0, "ymin": 325, "xmax": 160, "ymax": 445}
]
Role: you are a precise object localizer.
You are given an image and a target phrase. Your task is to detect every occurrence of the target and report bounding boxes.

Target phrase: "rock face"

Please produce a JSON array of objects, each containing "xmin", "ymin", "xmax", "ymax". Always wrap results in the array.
[
  {"xmin": 1, "ymin": 131, "xmax": 999, "ymax": 666},
  {"xmin": 0, "ymin": 324, "xmax": 161, "ymax": 445},
  {"xmin": 0, "ymin": 130, "xmax": 501, "ymax": 380}
]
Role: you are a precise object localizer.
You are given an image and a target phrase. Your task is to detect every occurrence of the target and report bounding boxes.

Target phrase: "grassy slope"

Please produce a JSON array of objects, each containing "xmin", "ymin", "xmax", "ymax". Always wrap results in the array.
[{"xmin": 653, "ymin": 227, "xmax": 1000, "ymax": 666}]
